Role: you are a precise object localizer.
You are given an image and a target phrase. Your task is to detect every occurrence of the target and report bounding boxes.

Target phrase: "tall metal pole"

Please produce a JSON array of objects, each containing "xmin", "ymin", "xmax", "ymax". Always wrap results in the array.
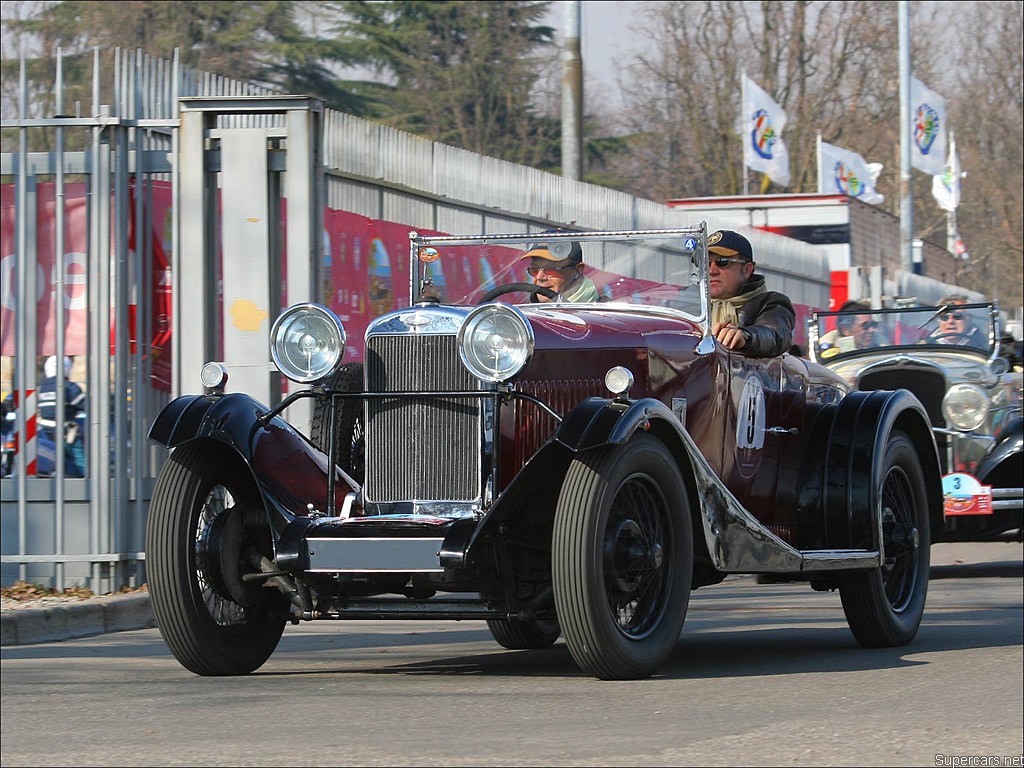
[
  {"xmin": 741, "ymin": 70, "xmax": 749, "ymax": 196},
  {"xmin": 946, "ymin": 130, "xmax": 958, "ymax": 253},
  {"xmin": 561, "ymin": 0, "xmax": 583, "ymax": 181},
  {"xmin": 898, "ymin": 1, "xmax": 914, "ymax": 273},
  {"xmin": 816, "ymin": 132, "xmax": 823, "ymax": 193}
]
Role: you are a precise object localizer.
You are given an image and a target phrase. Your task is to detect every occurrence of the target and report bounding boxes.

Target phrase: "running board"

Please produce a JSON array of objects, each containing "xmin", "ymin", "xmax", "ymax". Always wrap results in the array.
[{"xmin": 799, "ymin": 549, "xmax": 881, "ymax": 571}]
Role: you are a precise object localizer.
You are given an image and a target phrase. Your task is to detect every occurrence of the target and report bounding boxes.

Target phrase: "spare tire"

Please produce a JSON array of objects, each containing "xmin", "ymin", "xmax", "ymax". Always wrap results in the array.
[{"xmin": 309, "ymin": 362, "xmax": 364, "ymax": 484}]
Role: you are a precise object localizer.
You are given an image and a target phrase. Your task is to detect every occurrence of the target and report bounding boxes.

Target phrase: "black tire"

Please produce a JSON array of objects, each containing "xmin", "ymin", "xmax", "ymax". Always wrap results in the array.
[
  {"xmin": 309, "ymin": 362, "xmax": 364, "ymax": 484},
  {"xmin": 839, "ymin": 430, "xmax": 931, "ymax": 647},
  {"xmin": 147, "ymin": 441, "xmax": 286, "ymax": 675},
  {"xmin": 486, "ymin": 618, "xmax": 561, "ymax": 650},
  {"xmin": 552, "ymin": 434, "xmax": 693, "ymax": 680}
]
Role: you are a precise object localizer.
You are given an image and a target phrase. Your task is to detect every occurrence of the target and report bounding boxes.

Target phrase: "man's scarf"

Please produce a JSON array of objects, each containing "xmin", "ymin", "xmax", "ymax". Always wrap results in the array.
[{"xmin": 710, "ymin": 279, "xmax": 767, "ymax": 327}]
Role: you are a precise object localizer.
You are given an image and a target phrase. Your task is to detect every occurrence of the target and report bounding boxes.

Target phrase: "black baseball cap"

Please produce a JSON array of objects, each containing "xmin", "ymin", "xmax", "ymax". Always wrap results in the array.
[{"xmin": 708, "ymin": 230, "xmax": 753, "ymax": 261}]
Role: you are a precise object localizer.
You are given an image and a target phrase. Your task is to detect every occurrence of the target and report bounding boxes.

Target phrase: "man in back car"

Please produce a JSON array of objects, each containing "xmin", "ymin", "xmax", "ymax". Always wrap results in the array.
[
  {"xmin": 925, "ymin": 294, "xmax": 987, "ymax": 347},
  {"xmin": 707, "ymin": 230, "xmax": 795, "ymax": 358}
]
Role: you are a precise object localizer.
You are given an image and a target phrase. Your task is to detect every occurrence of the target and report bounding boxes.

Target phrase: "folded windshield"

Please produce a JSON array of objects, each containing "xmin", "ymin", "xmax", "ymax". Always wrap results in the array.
[
  {"xmin": 811, "ymin": 304, "xmax": 995, "ymax": 361},
  {"xmin": 411, "ymin": 231, "xmax": 706, "ymax": 321}
]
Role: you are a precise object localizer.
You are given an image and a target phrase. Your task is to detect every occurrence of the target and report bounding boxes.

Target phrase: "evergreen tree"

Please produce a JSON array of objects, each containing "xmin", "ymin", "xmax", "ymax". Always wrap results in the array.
[
  {"xmin": 327, "ymin": 0, "xmax": 560, "ymax": 167},
  {"xmin": 4, "ymin": 1, "xmax": 379, "ymax": 116}
]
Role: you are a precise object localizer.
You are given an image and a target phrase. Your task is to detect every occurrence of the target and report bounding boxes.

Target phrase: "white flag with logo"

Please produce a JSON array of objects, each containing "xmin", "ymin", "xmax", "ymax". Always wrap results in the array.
[
  {"xmin": 741, "ymin": 73, "xmax": 790, "ymax": 187},
  {"xmin": 931, "ymin": 132, "xmax": 961, "ymax": 211},
  {"xmin": 819, "ymin": 141, "xmax": 885, "ymax": 205},
  {"xmin": 910, "ymin": 76, "xmax": 948, "ymax": 175}
]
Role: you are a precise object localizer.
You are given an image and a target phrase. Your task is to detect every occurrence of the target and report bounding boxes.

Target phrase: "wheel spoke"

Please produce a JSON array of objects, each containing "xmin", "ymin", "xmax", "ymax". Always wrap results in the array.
[
  {"xmin": 603, "ymin": 474, "xmax": 670, "ymax": 639},
  {"xmin": 194, "ymin": 484, "xmax": 248, "ymax": 628},
  {"xmin": 880, "ymin": 466, "xmax": 918, "ymax": 610}
]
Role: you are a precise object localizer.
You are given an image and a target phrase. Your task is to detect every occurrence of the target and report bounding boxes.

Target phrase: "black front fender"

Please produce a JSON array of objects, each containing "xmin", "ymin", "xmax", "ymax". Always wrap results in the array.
[
  {"xmin": 975, "ymin": 416, "xmax": 1023, "ymax": 487},
  {"xmin": 554, "ymin": 396, "xmax": 678, "ymax": 451},
  {"xmin": 149, "ymin": 393, "xmax": 353, "ymax": 530}
]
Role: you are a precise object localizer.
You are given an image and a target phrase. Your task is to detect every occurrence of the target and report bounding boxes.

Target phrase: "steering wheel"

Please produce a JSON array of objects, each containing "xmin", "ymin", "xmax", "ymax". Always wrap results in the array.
[
  {"xmin": 480, "ymin": 282, "xmax": 558, "ymax": 303},
  {"xmin": 927, "ymin": 332, "xmax": 973, "ymax": 344}
]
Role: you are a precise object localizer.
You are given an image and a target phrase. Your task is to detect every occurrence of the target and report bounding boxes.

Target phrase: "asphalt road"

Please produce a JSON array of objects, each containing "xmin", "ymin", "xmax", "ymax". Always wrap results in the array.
[{"xmin": 2, "ymin": 546, "xmax": 1022, "ymax": 767}]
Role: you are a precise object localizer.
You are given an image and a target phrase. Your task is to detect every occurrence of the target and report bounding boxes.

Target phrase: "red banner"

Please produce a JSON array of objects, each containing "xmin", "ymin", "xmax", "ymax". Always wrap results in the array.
[{"xmin": 3, "ymin": 181, "xmax": 816, "ymax": 391}]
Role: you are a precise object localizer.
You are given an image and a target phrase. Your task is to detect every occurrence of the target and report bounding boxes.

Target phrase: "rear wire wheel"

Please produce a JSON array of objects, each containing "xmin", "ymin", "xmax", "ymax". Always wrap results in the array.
[
  {"xmin": 553, "ymin": 435, "xmax": 693, "ymax": 680},
  {"xmin": 486, "ymin": 618, "xmax": 561, "ymax": 650},
  {"xmin": 839, "ymin": 430, "xmax": 931, "ymax": 647},
  {"xmin": 147, "ymin": 441, "xmax": 286, "ymax": 675}
]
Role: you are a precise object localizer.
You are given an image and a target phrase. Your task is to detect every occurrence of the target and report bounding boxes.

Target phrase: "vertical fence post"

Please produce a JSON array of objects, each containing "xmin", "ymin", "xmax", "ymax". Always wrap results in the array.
[{"xmin": 54, "ymin": 47, "xmax": 67, "ymax": 590}]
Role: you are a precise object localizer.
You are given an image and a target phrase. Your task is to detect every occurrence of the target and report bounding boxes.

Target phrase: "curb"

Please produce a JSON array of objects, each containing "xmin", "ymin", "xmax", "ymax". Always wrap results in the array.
[{"xmin": 0, "ymin": 593, "xmax": 155, "ymax": 646}]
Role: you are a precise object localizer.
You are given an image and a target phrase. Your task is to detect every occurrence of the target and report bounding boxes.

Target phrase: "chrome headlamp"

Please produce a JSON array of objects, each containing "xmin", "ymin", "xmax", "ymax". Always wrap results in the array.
[
  {"xmin": 942, "ymin": 383, "xmax": 990, "ymax": 431},
  {"xmin": 270, "ymin": 303, "xmax": 346, "ymax": 384},
  {"xmin": 458, "ymin": 303, "xmax": 534, "ymax": 383}
]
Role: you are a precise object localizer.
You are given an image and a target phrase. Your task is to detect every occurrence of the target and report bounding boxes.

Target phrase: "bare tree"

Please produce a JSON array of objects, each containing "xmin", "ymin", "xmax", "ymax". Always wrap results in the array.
[
  {"xmin": 948, "ymin": 0, "xmax": 1023, "ymax": 307},
  {"xmin": 610, "ymin": 1, "xmax": 907, "ymax": 200}
]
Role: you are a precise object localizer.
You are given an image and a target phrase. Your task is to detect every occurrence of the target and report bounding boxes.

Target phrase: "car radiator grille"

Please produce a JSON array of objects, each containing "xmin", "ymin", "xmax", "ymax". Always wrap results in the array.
[{"xmin": 364, "ymin": 334, "xmax": 481, "ymax": 503}]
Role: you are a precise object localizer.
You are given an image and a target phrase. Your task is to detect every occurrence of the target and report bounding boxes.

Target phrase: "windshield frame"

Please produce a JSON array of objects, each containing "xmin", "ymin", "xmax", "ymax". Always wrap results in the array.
[
  {"xmin": 808, "ymin": 302, "xmax": 1001, "ymax": 365},
  {"xmin": 407, "ymin": 226, "xmax": 711, "ymax": 327}
]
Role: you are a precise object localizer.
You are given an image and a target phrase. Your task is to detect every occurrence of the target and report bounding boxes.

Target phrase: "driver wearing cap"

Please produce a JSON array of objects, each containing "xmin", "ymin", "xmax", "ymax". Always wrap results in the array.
[
  {"xmin": 521, "ymin": 234, "xmax": 598, "ymax": 303},
  {"xmin": 707, "ymin": 229, "xmax": 795, "ymax": 358}
]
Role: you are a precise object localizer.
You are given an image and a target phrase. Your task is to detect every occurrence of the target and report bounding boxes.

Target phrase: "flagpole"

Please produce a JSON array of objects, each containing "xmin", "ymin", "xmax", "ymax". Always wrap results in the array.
[
  {"xmin": 741, "ymin": 70, "xmax": 749, "ymax": 196},
  {"xmin": 816, "ymin": 132, "xmax": 823, "ymax": 193},
  {"xmin": 946, "ymin": 131, "xmax": 957, "ymax": 253},
  {"xmin": 898, "ymin": 1, "xmax": 914, "ymax": 274}
]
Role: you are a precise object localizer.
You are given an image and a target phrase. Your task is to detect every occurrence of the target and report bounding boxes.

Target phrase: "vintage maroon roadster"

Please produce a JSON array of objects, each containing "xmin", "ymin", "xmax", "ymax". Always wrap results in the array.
[{"xmin": 147, "ymin": 227, "xmax": 943, "ymax": 680}]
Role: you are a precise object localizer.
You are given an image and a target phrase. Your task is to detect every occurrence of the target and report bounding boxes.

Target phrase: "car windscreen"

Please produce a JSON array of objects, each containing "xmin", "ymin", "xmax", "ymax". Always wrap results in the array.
[
  {"xmin": 412, "ymin": 233, "xmax": 704, "ymax": 321},
  {"xmin": 812, "ymin": 303, "xmax": 995, "ymax": 361}
]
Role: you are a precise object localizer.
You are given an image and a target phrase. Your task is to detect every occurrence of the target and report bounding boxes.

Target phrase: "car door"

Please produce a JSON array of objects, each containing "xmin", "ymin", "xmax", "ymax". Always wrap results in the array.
[{"xmin": 723, "ymin": 352, "xmax": 805, "ymax": 545}]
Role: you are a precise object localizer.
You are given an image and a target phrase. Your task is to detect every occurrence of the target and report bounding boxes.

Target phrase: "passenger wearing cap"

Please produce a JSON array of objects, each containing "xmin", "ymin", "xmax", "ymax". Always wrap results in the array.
[
  {"xmin": 521, "ymin": 235, "xmax": 598, "ymax": 303},
  {"xmin": 707, "ymin": 229, "xmax": 795, "ymax": 358}
]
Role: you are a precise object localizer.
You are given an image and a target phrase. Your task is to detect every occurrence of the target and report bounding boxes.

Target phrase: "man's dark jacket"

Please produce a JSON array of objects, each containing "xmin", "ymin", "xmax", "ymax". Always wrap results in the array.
[{"xmin": 732, "ymin": 274, "xmax": 795, "ymax": 358}]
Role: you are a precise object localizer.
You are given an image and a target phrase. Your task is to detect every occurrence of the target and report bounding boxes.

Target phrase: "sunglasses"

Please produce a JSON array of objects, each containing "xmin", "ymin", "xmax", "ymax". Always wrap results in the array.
[
  {"xmin": 527, "ymin": 266, "xmax": 572, "ymax": 277},
  {"xmin": 940, "ymin": 311, "xmax": 965, "ymax": 321},
  {"xmin": 855, "ymin": 321, "xmax": 878, "ymax": 331},
  {"xmin": 711, "ymin": 256, "xmax": 748, "ymax": 269}
]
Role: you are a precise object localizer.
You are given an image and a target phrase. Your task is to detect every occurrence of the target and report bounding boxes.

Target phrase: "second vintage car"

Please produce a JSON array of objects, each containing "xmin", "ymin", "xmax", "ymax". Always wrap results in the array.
[
  {"xmin": 147, "ymin": 227, "xmax": 943, "ymax": 680},
  {"xmin": 809, "ymin": 302, "xmax": 1023, "ymax": 542}
]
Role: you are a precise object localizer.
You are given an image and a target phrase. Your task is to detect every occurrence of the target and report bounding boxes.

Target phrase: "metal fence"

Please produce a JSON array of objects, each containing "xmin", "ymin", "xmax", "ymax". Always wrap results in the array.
[{"xmin": 1, "ymin": 48, "xmax": 833, "ymax": 591}]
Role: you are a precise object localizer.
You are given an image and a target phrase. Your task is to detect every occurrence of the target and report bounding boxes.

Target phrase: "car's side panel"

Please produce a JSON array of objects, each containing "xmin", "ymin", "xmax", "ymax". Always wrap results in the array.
[
  {"xmin": 773, "ymin": 355, "xmax": 812, "ymax": 539},
  {"xmin": 717, "ymin": 353, "xmax": 810, "ymax": 543}
]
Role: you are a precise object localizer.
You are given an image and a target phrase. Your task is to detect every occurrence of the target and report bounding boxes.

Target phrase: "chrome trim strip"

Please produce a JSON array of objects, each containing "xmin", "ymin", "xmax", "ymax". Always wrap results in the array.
[
  {"xmin": 410, "ymin": 227, "xmax": 706, "ymax": 247},
  {"xmin": 932, "ymin": 427, "xmax": 996, "ymax": 442},
  {"xmin": 992, "ymin": 488, "xmax": 1023, "ymax": 499},
  {"xmin": 992, "ymin": 499, "xmax": 1023, "ymax": 511}
]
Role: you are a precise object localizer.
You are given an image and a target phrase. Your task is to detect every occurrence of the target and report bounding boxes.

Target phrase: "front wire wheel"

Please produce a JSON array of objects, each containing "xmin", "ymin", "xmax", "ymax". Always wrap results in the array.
[
  {"xmin": 839, "ymin": 430, "xmax": 931, "ymax": 647},
  {"xmin": 147, "ymin": 441, "xmax": 286, "ymax": 675},
  {"xmin": 553, "ymin": 435, "xmax": 693, "ymax": 680}
]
